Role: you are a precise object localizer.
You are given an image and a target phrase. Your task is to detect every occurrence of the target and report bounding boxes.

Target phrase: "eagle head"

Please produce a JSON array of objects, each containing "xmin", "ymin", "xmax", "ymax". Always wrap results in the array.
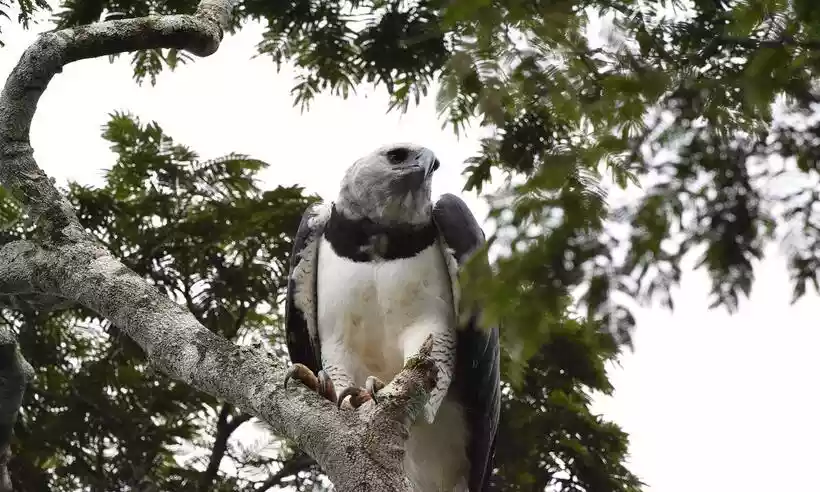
[{"xmin": 336, "ymin": 143, "xmax": 440, "ymax": 225}]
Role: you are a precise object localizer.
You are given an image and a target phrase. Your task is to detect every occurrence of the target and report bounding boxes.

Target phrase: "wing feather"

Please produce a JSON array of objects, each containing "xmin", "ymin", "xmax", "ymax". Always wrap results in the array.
[
  {"xmin": 285, "ymin": 202, "xmax": 330, "ymax": 373},
  {"xmin": 433, "ymin": 193, "xmax": 501, "ymax": 492}
]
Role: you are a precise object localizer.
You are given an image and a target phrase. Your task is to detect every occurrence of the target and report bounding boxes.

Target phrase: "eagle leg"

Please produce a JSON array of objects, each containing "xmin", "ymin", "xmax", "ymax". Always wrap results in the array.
[{"xmin": 284, "ymin": 363, "xmax": 338, "ymax": 403}]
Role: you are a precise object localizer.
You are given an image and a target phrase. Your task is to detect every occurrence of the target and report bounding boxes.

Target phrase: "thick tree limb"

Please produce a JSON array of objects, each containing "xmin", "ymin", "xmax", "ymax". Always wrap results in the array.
[{"xmin": 0, "ymin": 1, "xmax": 438, "ymax": 490}]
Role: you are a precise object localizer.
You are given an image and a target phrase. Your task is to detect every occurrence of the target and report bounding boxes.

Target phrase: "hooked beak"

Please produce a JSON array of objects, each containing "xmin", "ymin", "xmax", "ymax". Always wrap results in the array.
[{"xmin": 415, "ymin": 148, "xmax": 440, "ymax": 179}]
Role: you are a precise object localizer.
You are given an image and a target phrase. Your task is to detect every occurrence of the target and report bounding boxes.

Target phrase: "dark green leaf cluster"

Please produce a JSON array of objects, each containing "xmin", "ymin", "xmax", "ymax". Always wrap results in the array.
[
  {"xmin": 51, "ymin": 0, "xmax": 450, "ymax": 99},
  {"xmin": 432, "ymin": 0, "xmax": 820, "ymax": 379},
  {"xmin": 493, "ymin": 318, "xmax": 641, "ymax": 492}
]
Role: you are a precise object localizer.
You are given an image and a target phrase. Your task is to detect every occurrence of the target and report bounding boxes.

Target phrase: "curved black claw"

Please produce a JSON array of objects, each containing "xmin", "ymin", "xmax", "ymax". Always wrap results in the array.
[
  {"xmin": 365, "ymin": 375, "xmax": 386, "ymax": 404},
  {"xmin": 337, "ymin": 386, "xmax": 371, "ymax": 409},
  {"xmin": 317, "ymin": 370, "xmax": 337, "ymax": 404},
  {"xmin": 337, "ymin": 376, "xmax": 387, "ymax": 408}
]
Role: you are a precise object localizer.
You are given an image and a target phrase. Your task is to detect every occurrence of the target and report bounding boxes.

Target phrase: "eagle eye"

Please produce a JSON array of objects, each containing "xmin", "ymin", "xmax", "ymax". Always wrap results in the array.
[{"xmin": 385, "ymin": 147, "xmax": 410, "ymax": 164}]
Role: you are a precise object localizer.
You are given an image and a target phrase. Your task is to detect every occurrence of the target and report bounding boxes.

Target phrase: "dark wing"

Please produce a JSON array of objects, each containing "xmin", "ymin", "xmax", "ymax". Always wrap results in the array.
[
  {"xmin": 433, "ymin": 193, "xmax": 501, "ymax": 492},
  {"xmin": 285, "ymin": 202, "xmax": 330, "ymax": 373}
]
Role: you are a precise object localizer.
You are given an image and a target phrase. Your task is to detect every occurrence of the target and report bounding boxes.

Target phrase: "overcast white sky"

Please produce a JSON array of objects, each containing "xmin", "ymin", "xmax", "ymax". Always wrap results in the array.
[{"xmin": 2, "ymin": 7, "xmax": 819, "ymax": 492}]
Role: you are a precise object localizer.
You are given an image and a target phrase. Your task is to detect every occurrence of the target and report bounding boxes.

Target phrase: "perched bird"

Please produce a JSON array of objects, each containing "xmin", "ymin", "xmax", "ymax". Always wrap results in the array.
[{"xmin": 284, "ymin": 144, "xmax": 500, "ymax": 491}]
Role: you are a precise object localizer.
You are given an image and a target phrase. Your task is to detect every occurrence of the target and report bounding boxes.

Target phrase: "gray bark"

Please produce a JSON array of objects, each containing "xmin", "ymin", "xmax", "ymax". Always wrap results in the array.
[{"xmin": 0, "ymin": 1, "xmax": 437, "ymax": 490}]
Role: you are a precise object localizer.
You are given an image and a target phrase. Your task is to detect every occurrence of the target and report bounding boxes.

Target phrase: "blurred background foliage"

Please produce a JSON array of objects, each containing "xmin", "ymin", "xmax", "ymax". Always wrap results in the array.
[
  {"xmin": 2, "ymin": 112, "xmax": 327, "ymax": 491},
  {"xmin": 4, "ymin": 0, "xmax": 820, "ymax": 489},
  {"xmin": 1, "ymin": 113, "xmax": 638, "ymax": 491}
]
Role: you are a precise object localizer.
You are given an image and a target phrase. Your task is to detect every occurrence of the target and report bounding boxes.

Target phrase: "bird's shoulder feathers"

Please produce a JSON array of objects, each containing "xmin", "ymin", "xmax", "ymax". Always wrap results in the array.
[{"xmin": 285, "ymin": 201, "xmax": 331, "ymax": 373}]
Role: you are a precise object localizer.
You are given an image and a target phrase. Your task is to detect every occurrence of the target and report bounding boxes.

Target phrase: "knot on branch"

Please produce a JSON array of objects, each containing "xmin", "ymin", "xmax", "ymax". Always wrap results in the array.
[
  {"xmin": 374, "ymin": 334, "xmax": 438, "ymax": 423},
  {"xmin": 369, "ymin": 334, "xmax": 437, "ymax": 421}
]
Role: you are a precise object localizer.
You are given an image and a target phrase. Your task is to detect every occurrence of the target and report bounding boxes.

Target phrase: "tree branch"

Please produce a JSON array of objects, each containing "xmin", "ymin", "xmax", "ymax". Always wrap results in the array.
[
  {"xmin": 719, "ymin": 35, "xmax": 820, "ymax": 51},
  {"xmin": 0, "ymin": 1, "xmax": 438, "ymax": 490},
  {"xmin": 254, "ymin": 451, "xmax": 317, "ymax": 492},
  {"xmin": 0, "ymin": 0, "xmax": 229, "ymax": 239},
  {"xmin": 198, "ymin": 403, "xmax": 252, "ymax": 491}
]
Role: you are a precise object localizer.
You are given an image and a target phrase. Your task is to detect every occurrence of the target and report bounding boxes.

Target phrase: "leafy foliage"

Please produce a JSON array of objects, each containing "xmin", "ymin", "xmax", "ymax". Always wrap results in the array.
[
  {"xmin": 493, "ymin": 319, "xmax": 641, "ymax": 492},
  {"xmin": 44, "ymin": 0, "xmax": 820, "ymax": 373},
  {"xmin": 8, "ymin": 0, "xmax": 820, "ymax": 489},
  {"xmin": 438, "ymin": 0, "xmax": 820, "ymax": 364},
  {"xmin": 2, "ymin": 113, "xmax": 325, "ymax": 491},
  {"xmin": 0, "ymin": 0, "xmax": 49, "ymax": 45},
  {"xmin": 39, "ymin": 0, "xmax": 820, "ymax": 294},
  {"xmin": 0, "ymin": 110, "xmax": 639, "ymax": 490}
]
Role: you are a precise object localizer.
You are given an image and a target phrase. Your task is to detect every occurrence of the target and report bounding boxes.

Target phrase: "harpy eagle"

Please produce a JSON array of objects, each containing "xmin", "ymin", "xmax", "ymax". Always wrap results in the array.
[{"xmin": 284, "ymin": 144, "xmax": 500, "ymax": 491}]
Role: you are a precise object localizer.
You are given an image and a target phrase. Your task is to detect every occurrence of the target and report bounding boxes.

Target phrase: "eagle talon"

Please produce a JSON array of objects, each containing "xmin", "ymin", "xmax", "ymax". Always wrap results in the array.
[
  {"xmin": 365, "ymin": 375, "xmax": 386, "ymax": 404},
  {"xmin": 337, "ymin": 386, "xmax": 372, "ymax": 409},
  {"xmin": 284, "ymin": 363, "xmax": 317, "ymax": 391},
  {"xmin": 317, "ymin": 369, "xmax": 337, "ymax": 403},
  {"xmin": 284, "ymin": 364, "xmax": 337, "ymax": 404}
]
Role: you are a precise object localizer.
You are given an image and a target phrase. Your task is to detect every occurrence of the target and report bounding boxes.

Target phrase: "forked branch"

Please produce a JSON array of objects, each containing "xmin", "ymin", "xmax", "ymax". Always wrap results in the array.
[{"xmin": 0, "ymin": 2, "xmax": 435, "ymax": 490}]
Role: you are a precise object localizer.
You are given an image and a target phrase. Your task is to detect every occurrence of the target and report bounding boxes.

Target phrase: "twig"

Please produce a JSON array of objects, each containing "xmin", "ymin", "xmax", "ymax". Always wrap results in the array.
[
  {"xmin": 254, "ymin": 451, "xmax": 317, "ymax": 492},
  {"xmin": 198, "ymin": 403, "xmax": 252, "ymax": 491},
  {"xmin": 719, "ymin": 35, "xmax": 820, "ymax": 50}
]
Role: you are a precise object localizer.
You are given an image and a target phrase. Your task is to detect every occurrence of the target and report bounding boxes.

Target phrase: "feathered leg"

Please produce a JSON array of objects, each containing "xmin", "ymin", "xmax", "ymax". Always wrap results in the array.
[{"xmin": 402, "ymin": 329, "xmax": 455, "ymax": 424}]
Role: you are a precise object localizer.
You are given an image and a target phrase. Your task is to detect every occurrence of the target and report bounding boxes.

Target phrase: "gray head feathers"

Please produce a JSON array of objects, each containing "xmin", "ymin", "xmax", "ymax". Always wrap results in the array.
[{"xmin": 336, "ymin": 143, "xmax": 440, "ymax": 225}]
